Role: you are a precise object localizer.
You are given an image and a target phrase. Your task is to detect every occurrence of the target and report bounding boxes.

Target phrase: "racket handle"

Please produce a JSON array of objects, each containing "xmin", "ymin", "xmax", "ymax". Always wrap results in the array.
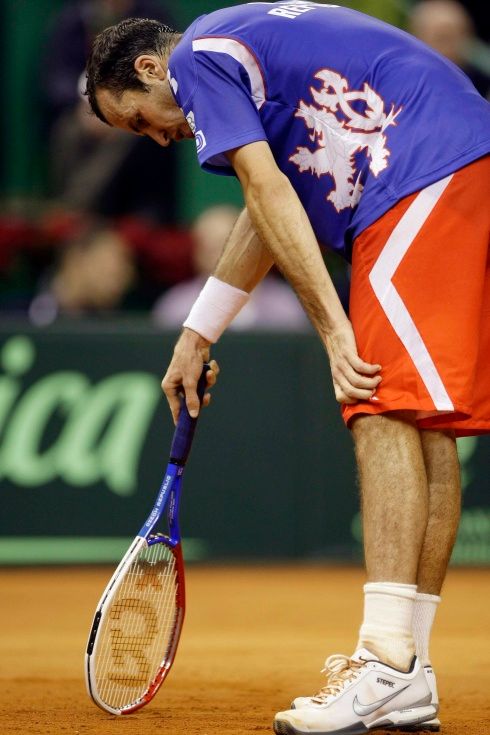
[{"xmin": 169, "ymin": 363, "xmax": 210, "ymax": 465}]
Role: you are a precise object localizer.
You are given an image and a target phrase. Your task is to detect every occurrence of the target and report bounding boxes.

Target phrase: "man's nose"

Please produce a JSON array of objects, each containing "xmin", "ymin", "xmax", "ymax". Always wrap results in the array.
[{"xmin": 151, "ymin": 130, "xmax": 170, "ymax": 147}]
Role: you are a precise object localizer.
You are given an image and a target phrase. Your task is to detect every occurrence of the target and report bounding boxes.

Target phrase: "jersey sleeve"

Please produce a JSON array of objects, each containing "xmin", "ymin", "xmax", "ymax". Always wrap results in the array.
[{"xmin": 174, "ymin": 39, "xmax": 268, "ymax": 175}]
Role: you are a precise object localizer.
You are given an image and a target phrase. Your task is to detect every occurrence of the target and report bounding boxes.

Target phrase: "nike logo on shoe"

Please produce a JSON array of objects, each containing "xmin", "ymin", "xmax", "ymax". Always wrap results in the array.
[{"xmin": 353, "ymin": 685, "xmax": 410, "ymax": 716}]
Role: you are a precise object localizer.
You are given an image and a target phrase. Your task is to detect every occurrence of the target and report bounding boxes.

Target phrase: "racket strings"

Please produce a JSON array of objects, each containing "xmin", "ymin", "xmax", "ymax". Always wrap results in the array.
[{"xmin": 94, "ymin": 542, "xmax": 181, "ymax": 710}]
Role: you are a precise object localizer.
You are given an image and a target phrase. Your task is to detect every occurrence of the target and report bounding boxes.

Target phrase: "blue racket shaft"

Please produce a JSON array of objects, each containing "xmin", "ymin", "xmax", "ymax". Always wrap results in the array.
[{"xmin": 138, "ymin": 364, "xmax": 209, "ymax": 539}]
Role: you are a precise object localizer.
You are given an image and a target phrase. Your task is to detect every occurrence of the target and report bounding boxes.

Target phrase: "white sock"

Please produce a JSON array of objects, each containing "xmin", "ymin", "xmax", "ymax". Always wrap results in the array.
[
  {"xmin": 357, "ymin": 582, "xmax": 417, "ymax": 670},
  {"xmin": 412, "ymin": 592, "xmax": 441, "ymax": 667}
]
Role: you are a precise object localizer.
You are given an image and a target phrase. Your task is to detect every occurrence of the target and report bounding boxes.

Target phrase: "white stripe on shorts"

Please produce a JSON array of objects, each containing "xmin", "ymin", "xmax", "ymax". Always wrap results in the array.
[{"xmin": 369, "ymin": 175, "xmax": 455, "ymax": 411}]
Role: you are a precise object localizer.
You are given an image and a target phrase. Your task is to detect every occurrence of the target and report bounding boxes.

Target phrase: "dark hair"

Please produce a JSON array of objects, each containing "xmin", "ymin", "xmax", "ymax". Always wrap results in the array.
[{"xmin": 85, "ymin": 18, "xmax": 179, "ymax": 124}]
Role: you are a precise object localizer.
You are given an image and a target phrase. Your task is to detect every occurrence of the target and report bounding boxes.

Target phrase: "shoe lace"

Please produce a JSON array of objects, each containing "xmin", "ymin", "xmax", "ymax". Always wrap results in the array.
[{"xmin": 311, "ymin": 654, "xmax": 365, "ymax": 704}]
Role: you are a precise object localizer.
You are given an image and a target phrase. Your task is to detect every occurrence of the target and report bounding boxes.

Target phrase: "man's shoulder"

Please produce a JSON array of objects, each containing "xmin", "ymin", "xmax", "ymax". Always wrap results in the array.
[{"xmin": 168, "ymin": 5, "xmax": 268, "ymax": 107}]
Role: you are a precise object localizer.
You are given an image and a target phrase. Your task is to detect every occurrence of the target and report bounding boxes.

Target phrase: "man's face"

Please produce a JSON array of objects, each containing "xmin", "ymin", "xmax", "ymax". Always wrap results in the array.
[{"xmin": 96, "ymin": 80, "xmax": 193, "ymax": 147}]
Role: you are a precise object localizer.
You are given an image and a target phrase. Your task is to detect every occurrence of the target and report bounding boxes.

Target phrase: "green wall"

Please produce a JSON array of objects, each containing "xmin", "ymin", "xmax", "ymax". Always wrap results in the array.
[{"xmin": 0, "ymin": 326, "xmax": 488, "ymax": 565}]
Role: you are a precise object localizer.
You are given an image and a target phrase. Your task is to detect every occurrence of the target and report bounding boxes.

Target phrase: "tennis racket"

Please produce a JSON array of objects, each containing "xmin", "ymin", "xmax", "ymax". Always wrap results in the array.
[{"xmin": 85, "ymin": 364, "xmax": 209, "ymax": 715}]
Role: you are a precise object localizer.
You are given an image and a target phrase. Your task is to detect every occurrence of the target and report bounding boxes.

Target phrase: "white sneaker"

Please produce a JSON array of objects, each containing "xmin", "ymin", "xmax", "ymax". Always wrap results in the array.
[
  {"xmin": 274, "ymin": 648, "xmax": 436, "ymax": 735},
  {"xmin": 292, "ymin": 662, "xmax": 441, "ymax": 732}
]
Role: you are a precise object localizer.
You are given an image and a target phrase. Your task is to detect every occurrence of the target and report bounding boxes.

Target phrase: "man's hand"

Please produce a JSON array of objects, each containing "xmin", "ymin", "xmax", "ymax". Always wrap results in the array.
[
  {"xmin": 161, "ymin": 328, "xmax": 219, "ymax": 424},
  {"xmin": 326, "ymin": 322, "xmax": 381, "ymax": 404}
]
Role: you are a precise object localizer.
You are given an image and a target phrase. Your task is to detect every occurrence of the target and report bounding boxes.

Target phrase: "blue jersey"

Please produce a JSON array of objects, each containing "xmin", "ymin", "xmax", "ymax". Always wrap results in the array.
[{"xmin": 168, "ymin": 1, "xmax": 490, "ymax": 260}]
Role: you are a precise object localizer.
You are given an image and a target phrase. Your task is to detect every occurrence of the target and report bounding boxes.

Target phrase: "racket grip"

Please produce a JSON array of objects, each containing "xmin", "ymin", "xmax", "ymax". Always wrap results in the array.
[{"xmin": 169, "ymin": 363, "xmax": 209, "ymax": 465}]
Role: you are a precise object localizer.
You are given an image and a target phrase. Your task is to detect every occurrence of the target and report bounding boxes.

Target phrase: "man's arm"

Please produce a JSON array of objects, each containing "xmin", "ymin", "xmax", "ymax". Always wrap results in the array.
[
  {"xmin": 213, "ymin": 206, "xmax": 274, "ymax": 290},
  {"xmin": 161, "ymin": 205, "xmax": 273, "ymax": 423},
  {"xmin": 227, "ymin": 142, "xmax": 381, "ymax": 404}
]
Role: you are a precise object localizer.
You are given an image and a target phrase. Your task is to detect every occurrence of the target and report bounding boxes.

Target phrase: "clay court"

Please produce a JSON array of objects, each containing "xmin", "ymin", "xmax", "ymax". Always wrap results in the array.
[{"xmin": 1, "ymin": 565, "xmax": 489, "ymax": 735}]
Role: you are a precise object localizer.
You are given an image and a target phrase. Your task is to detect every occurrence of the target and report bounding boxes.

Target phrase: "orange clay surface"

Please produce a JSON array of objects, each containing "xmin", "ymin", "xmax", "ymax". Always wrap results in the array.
[{"xmin": 0, "ymin": 566, "xmax": 489, "ymax": 735}]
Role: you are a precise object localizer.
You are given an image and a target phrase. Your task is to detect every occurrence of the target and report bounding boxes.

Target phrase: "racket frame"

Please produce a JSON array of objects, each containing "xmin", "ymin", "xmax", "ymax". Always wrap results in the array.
[{"xmin": 85, "ymin": 366, "xmax": 208, "ymax": 715}]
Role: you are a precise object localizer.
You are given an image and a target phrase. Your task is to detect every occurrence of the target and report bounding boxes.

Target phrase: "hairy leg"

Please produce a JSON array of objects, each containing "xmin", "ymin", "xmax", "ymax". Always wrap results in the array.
[
  {"xmin": 352, "ymin": 411, "xmax": 429, "ymax": 583},
  {"xmin": 416, "ymin": 430, "xmax": 461, "ymax": 595}
]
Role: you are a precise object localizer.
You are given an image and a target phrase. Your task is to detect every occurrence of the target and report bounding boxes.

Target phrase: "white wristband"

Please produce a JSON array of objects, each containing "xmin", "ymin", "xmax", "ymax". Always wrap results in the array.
[{"xmin": 183, "ymin": 276, "xmax": 250, "ymax": 343}]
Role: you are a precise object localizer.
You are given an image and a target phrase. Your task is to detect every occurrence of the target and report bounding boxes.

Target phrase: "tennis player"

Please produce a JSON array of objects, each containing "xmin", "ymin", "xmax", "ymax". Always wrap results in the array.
[{"xmin": 85, "ymin": 3, "xmax": 490, "ymax": 733}]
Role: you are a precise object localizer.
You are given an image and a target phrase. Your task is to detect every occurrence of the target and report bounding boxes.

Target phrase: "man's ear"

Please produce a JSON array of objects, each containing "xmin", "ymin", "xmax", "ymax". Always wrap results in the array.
[{"xmin": 134, "ymin": 55, "xmax": 166, "ymax": 83}]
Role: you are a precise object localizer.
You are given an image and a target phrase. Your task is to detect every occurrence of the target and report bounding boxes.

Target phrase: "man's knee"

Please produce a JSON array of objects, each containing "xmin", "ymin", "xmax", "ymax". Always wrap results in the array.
[{"xmin": 351, "ymin": 411, "xmax": 423, "ymax": 474}]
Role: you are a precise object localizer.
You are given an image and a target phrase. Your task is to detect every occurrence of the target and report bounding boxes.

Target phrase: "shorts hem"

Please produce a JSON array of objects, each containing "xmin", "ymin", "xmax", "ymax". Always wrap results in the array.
[
  {"xmin": 343, "ymin": 402, "xmax": 490, "ymax": 437},
  {"xmin": 417, "ymin": 418, "xmax": 490, "ymax": 437},
  {"xmin": 342, "ymin": 400, "xmax": 472, "ymax": 429}
]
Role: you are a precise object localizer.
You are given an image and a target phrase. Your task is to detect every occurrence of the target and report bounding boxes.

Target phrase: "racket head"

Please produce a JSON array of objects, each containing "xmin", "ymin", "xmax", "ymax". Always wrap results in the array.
[{"xmin": 85, "ymin": 535, "xmax": 185, "ymax": 715}]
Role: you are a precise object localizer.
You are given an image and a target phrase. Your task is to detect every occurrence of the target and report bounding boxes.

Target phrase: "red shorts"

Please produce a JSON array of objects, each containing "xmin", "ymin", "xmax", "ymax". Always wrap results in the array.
[{"xmin": 342, "ymin": 155, "xmax": 490, "ymax": 437}]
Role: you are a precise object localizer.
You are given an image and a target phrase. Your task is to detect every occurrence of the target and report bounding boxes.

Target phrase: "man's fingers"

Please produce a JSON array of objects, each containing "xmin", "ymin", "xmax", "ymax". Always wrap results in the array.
[
  {"xmin": 183, "ymin": 380, "xmax": 200, "ymax": 418},
  {"xmin": 341, "ymin": 363, "xmax": 382, "ymax": 390},
  {"xmin": 205, "ymin": 368, "xmax": 217, "ymax": 388},
  {"xmin": 334, "ymin": 372, "xmax": 377, "ymax": 403},
  {"xmin": 162, "ymin": 361, "xmax": 218, "ymax": 423},
  {"xmin": 161, "ymin": 329, "xmax": 214, "ymax": 423},
  {"xmin": 166, "ymin": 389, "xmax": 182, "ymax": 425},
  {"xmin": 333, "ymin": 383, "xmax": 356, "ymax": 405},
  {"xmin": 202, "ymin": 360, "xmax": 219, "ymax": 406},
  {"xmin": 189, "ymin": 371, "xmax": 216, "ymax": 413},
  {"xmin": 327, "ymin": 323, "xmax": 382, "ymax": 404},
  {"xmin": 350, "ymin": 355, "xmax": 382, "ymax": 375}
]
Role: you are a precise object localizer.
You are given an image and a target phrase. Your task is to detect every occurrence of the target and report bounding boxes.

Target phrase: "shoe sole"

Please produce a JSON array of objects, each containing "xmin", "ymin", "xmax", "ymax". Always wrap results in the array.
[
  {"xmin": 276, "ymin": 726, "xmax": 440, "ymax": 735},
  {"xmin": 275, "ymin": 724, "xmax": 440, "ymax": 735},
  {"xmin": 274, "ymin": 722, "xmax": 369, "ymax": 735},
  {"xmin": 274, "ymin": 712, "xmax": 439, "ymax": 735},
  {"xmin": 289, "ymin": 703, "xmax": 440, "ymax": 733},
  {"xmin": 282, "ymin": 724, "xmax": 440, "ymax": 734}
]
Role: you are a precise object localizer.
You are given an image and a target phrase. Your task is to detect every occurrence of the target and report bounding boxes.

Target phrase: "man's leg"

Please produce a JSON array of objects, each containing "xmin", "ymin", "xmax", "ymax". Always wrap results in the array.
[
  {"xmin": 401, "ymin": 430, "xmax": 461, "ymax": 732},
  {"xmin": 416, "ymin": 429, "xmax": 461, "ymax": 595},
  {"xmin": 353, "ymin": 411, "xmax": 429, "ymax": 583},
  {"xmin": 412, "ymin": 428, "xmax": 461, "ymax": 705},
  {"xmin": 353, "ymin": 421, "xmax": 461, "ymax": 593},
  {"xmin": 352, "ymin": 410, "xmax": 428, "ymax": 670}
]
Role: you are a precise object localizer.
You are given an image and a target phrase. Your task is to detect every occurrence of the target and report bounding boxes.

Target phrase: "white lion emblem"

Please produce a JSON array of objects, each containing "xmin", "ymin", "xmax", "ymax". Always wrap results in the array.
[{"xmin": 289, "ymin": 69, "xmax": 402, "ymax": 212}]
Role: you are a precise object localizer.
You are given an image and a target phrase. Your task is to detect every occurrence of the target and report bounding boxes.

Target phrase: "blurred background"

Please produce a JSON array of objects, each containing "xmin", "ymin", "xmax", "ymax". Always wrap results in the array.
[{"xmin": 0, "ymin": 0, "xmax": 488, "ymax": 566}]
